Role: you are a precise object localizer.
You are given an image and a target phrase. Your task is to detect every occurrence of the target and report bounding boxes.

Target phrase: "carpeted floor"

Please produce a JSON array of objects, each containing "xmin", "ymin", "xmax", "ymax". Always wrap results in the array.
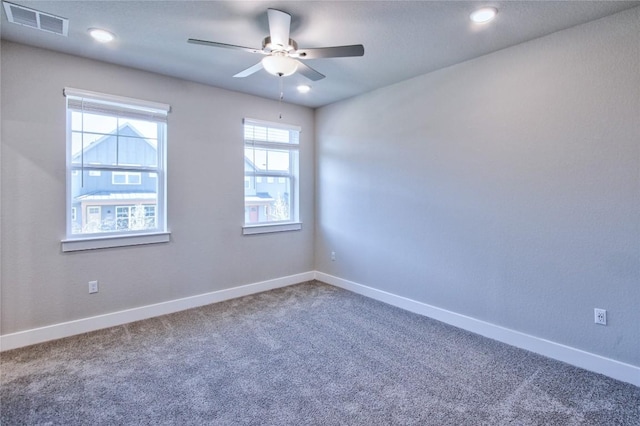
[{"xmin": 1, "ymin": 281, "xmax": 639, "ymax": 425}]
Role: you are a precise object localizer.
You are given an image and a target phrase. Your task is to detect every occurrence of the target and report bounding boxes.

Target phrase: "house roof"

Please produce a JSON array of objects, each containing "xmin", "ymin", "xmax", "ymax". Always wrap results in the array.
[
  {"xmin": 75, "ymin": 191, "xmax": 157, "ymax": 203},
  {"xmin": 72, "ymin": 123, "xmax": 155, "ymax": 163}
]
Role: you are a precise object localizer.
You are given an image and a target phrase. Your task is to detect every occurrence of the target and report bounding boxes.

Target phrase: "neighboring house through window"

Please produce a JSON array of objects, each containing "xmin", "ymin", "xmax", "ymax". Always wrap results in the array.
[
  {"xmin": 243, "ymin": 118, "xmax": 301, "ymax": 234},
  {"xmin": 63, "ymin": 88, "xmax": 170, "ymax": 250}
]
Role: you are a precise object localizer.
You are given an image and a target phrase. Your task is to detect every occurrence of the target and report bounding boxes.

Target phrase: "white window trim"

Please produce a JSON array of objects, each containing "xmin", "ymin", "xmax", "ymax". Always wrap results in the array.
[
  {"xmin": 242, "ymin": 222, "xmax": 302, "ymax": 235},
  {"xmin": 63, "ymin": 87, "xmax": 170, "ymax": 251},
  {"xmin": 62, "ymin": 232, "xmax": 170, "ymax": 252},
  {"xmin": 243, "ymin": 118, "xmax": 301, "ymax": 233}
]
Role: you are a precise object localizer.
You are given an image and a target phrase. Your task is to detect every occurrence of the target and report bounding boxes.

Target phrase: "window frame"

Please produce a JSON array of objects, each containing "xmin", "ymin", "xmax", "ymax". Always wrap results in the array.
[
  {"xmin": 62, "ymin": 88, "xmax": 171, "ymax": 252},
  {"xmin": 243, "ymin": 118, "xmax": 302, "ymax": 235}
]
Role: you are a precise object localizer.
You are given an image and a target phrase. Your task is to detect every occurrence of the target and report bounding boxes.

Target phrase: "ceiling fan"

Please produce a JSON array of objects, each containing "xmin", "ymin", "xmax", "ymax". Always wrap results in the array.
[{"xmin": 188, "ymin": 8, "xmax": 364, "ymax": 81}]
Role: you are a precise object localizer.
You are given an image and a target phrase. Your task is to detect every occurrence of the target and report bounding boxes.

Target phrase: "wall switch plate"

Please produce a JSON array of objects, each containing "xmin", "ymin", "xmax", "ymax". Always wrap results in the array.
[
  {"xmin": 88, "ymin": 280, "xmax": 99, "ymax": 294},
  {"xmin": 331, "ymin": 251, "xmax": 336, "ymax": 261},
  {"xmin": 594, "ymin": 308, "xmax": 607, "ymax": 325}
]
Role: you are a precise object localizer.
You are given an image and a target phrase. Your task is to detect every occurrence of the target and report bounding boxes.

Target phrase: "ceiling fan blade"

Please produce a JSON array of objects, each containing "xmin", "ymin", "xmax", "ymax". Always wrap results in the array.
[
  {"xmin": 188, "ymin": 38, "xmax": 263, "ymax": 55},
  {"xmin": 295, "ymin": 61, "xmax": 325, "ymax": 81},
  {"xmin": 233, "ymin": 62, "xmax": 264, "ymax": 78},
  {"xmin": 295, "ymin": 44, "xmax": 365, "ymax": 59},
  {"xmin": 267, "ymin": 9, "xmax": 291, "ymax": 49}
]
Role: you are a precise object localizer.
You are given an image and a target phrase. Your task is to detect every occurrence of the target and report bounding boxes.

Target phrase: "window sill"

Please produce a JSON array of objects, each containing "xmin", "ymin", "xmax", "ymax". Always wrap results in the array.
[
  {"xmin": 242, "ymin": 222, "xmax": 302, "ymax": 235},
  {"xmin": 62, "ymin": 232, "xmax": 171, "ymax": 252}
]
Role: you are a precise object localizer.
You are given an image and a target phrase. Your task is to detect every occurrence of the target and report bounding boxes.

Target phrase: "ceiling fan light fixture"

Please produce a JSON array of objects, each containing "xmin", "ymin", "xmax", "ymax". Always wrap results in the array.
[
  {"xmin": 262, "ymin": 55, "xmax": 298, "ymax": 77},
  {"xmin": 470, "ymin": 7, "xmax": 498, "ymax": 24}
]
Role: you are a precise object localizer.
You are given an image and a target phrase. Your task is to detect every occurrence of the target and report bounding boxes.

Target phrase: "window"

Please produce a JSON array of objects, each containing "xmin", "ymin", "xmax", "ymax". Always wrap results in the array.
[
  {"xmin": 63, "ymin": 88, "xmax": 170, "ymax": 251},
  {"xmin": 112, "ymin": 171, "xmax": 142, "ymax": 185},
  {"xmin": 144, "ymin": 205, "xmax": 157, "ymax": 228},
  {"xmin": 115, "ymin": 205, "xmax": 156, "ymax": 230},
  {"xmin": 116, "ymin": 206, "xmax": 131, "ymax": 230},
  {"xmin": 243, "ymin": 118, "xmax": 301, "ymax": 234}
]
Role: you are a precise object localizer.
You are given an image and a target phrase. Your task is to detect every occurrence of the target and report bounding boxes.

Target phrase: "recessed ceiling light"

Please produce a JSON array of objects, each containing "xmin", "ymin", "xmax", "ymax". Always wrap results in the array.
[
  {"xmin": 470, "ymin": 7, "xmax": 498, "ymax": 24},
  {"xmin": 88, "ymin": 28, "xmax": 115, "ymax": 43},
  {"xmin": 297, "ymin": 84, "xmax": 311, "ymax": 94}
]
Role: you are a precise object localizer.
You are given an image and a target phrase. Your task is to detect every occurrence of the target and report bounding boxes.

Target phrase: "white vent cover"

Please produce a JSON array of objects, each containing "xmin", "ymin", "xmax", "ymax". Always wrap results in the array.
[{"xmin": 2, "ymin": 1, "xmax": 68, "ymax": 36}]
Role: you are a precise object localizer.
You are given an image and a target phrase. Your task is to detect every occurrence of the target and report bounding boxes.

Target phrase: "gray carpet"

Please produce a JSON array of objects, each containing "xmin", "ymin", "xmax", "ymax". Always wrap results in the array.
[{"xmin": 2, "ymin": 281, "xmax": 639, "ymax": 425}]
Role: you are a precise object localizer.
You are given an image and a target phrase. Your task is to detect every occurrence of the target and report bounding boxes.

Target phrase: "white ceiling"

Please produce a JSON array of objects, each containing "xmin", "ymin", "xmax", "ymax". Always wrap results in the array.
[{"xmin": 2, "ymin": 1, "xmax": 638, "ymax": 108}]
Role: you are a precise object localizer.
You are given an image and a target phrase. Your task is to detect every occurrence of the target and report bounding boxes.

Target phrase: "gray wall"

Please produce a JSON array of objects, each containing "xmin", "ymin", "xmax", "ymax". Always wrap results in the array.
[
  {"xmin": 2, "ymin": 7, "xmax": 638, "ymax": 368},
  {"xmin": 1, "ymin": 41, "xmax": 315, "ymax": 334},
  {"xmin": 315, "ymin": 7, "xmax": 639, "ymax": 366}
]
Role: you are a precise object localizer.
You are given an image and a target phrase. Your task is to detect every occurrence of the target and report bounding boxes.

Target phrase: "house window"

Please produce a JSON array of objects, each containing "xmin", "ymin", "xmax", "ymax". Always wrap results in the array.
[
  {"xmin": 144, "ymin": 205, "xmax": 157, "ymax": 228},
  {"xmin": 243, "ymin": 118, "xmax": 301, "ymax": 234},
  {"xmin": 115, "ymin": 205, "xmax": 156, "ymax": 231},
  {"xmin": 112, "ymin": 171, "xmax": 142, "ymax": 185},
  {"xmin": 115, "ymin": 206, "xmax": 131, "ymax": 230},
  {"xmin": 63, "ymin": 87, "xmax": 170, "ymax": 250}
]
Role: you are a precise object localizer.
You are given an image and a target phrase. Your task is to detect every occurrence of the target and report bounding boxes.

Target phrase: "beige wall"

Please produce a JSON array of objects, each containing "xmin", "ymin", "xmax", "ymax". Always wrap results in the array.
[{"xmin": 0, "ymin": 41, "xmax": 315, "ymax": 334}]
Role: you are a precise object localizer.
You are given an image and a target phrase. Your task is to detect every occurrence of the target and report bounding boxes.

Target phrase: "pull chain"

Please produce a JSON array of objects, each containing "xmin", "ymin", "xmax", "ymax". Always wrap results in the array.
[{"xmin": 278, "ymin": 76, "xmax": 284, "ymax": 120}]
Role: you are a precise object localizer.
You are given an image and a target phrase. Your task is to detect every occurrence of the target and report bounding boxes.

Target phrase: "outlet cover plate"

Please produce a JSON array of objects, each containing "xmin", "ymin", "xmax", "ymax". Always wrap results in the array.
[{"xmin": 594, "ymin": 308, "xmax": 607, "ymax": 325}]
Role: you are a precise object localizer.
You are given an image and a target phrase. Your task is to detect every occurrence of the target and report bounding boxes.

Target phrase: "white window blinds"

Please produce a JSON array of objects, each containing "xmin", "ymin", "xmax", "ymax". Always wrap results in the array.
[{"xmin": 64, "ymin": 88, "xmax": 170, "ymax": 122}]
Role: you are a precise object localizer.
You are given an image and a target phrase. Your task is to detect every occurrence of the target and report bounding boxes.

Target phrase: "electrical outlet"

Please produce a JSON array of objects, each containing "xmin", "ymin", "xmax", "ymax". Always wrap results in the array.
[
  {"xmin": 331, "ymin": 251, "xmax": 336, "ymax": 261},
  {"xmin": 594, "ymin": 308, "xmax": 607, "ymax": 325},
  {"xmin": 88, "ymin": 280, "xmax": 99, "ymax": 294}
]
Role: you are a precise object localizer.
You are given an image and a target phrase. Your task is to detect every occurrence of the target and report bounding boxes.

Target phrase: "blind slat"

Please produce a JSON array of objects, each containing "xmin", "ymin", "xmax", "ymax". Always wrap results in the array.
[
  {"xmin": 65, "ymin": 88, "xmax": 170, "ymax": 123},
  {"xmin": 244, "ymin": 140, "xmax": 299, "ymax": 151},
  {"xmin": 243, "ymin": 118, "xmax": 301, "ymax": 133}
]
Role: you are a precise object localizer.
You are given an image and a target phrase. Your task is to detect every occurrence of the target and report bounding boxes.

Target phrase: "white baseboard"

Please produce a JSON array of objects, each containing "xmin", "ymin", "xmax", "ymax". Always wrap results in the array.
[
  {"xmin": 2, "ymin": 270, "xmax": 638, "ymax": 388},
  {"xmin": 0, "ymin": 271, "xmax": 315, "ymax": 352},
  {"xmin": 315, "ymin": 272, "xmax": 640, "ymax": 388}
]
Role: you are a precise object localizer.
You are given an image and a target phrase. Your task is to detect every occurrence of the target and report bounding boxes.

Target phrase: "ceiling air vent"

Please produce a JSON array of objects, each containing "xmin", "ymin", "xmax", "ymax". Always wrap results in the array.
[{"xmin": 2, "ymin": 1, "xmax": 68, "ymax": 36}]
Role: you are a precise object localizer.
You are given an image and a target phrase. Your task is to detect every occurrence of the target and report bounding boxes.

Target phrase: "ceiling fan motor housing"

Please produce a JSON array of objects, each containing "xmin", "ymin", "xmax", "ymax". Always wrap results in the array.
[{"xmin": 262, "ymin": 36, "xmax": 297, "ymax": 54}]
